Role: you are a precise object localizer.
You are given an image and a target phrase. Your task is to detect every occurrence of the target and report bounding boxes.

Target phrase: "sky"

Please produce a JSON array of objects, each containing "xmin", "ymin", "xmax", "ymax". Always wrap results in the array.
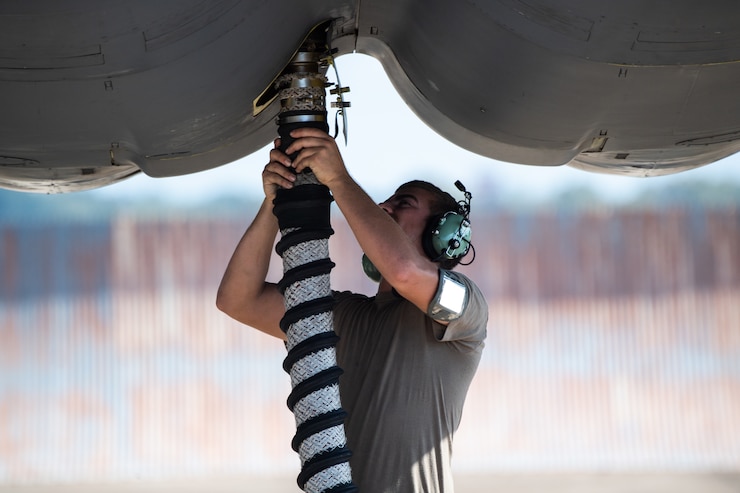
[{"xmin": 91, "ymin": 53, "xmax": 740, "ymax": 206}]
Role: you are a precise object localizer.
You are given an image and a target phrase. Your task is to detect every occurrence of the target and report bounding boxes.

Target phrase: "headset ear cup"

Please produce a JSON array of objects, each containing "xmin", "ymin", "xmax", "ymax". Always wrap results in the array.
[{"xmin": 430, "ymin": 212, "xmax": 472, "ymax": 261}]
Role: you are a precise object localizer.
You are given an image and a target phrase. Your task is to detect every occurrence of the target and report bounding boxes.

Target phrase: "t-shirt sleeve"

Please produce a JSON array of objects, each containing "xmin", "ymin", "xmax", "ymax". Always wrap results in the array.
[{"xmin": 433, "ymin": 270, "xmax": 488, "ymax": 349}]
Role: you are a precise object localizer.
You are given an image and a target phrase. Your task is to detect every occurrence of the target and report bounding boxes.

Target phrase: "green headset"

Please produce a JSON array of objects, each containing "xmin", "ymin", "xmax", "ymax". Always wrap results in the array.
[
  {"xmin": 421, "ymin": 180, "xmax": 473, "ymax": 262},
  {"xmin": 363, "ymin": 181, "xmax": 474, "ymax": 282}
]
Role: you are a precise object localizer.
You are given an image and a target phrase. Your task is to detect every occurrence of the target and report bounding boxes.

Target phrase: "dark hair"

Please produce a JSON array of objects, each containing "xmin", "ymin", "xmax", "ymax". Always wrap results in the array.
[
  {"xmin": 396, "ymin": 180, "xmax": 461, "ymax": 217},
  {"xmin": 396, "ymin": 180, "xmax": 465, "ymax": 270}
]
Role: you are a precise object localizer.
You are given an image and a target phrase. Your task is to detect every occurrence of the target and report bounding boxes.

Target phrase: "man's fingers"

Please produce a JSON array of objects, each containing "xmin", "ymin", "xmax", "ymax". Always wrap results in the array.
[
  {"xmin": 284, "ymin": 135, "xmax": 333, "ymax": 158},
  {"xmin": 269, "ymin": 148, "xmax": 293, "ymax": 168},
  {"xmin": 292, "ymin": 149, "xmax": 325, "ymax": 174},
  {"xmin": 264, "ymin": 162, "xmax": 296, "ymax": 182}
]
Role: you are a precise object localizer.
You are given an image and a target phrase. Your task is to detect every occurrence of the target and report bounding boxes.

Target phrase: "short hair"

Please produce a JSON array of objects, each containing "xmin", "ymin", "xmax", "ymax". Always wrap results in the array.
[
  {"xmin": 396, "ymin": 180, "xmax": 465, "ymax": 270},
  {"xmin": 395, "ymin": 180, "xmax": 461, "ymax": 217}
]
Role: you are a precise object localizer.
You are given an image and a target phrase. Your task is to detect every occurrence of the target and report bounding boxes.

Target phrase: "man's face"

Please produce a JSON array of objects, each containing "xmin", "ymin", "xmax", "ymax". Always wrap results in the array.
[{"xmin": 379, "ymin": 186, "xmax": 436, "ymax": 251}]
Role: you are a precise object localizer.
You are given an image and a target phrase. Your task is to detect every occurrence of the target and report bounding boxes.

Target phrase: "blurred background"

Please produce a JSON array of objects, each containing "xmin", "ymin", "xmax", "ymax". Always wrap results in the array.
[{"xmin": 1, "ymin": 55, "xmax": 739, "ymax": 492}]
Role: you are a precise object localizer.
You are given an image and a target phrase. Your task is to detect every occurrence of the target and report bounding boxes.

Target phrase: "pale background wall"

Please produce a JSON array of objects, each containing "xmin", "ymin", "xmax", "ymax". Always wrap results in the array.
[{"xmin": 1, "ymin": 209, "xmax": 739, "ymax": 484}]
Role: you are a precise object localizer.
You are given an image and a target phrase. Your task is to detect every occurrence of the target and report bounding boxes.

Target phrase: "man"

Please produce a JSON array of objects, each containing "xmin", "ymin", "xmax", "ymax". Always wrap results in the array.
[{"xmin": 217, "ymin": 128, "xmax": 487, "ymax": 492}]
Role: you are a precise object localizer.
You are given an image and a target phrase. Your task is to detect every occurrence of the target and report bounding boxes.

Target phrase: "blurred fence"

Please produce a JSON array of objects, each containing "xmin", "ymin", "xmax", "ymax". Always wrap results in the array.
[{"xmin": 1, "ymin": 208, "xmax": 739, "ymax": 482}]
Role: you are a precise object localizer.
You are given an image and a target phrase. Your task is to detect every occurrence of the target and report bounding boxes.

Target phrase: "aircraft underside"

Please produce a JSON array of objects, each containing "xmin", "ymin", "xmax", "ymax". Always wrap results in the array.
[{"xmin": 1, "ymin": 1, "xmax": 739, "ymax": 193}]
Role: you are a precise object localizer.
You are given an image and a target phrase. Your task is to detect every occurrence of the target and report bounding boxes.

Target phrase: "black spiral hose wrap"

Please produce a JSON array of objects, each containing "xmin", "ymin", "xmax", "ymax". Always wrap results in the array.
[{"xmin": 273, "ymin": 123, "xmax": 357, "ymax": 491}]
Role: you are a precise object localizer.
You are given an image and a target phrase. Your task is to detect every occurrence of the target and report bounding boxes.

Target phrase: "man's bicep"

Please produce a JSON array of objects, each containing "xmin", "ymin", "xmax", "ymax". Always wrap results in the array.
[
  {"xmin": 393, "ymin": 263, "xmax": 444, "ymax": 318},
  {"xmin": 231, "ymin": 283, "xmax": 287, "ymax": 341}
]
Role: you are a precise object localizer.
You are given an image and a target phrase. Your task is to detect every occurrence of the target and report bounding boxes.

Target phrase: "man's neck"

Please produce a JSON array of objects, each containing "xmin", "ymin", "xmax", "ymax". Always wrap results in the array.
[{"xmin": 377, "ymin": 279, "xmax": 393, "ymax": 295}]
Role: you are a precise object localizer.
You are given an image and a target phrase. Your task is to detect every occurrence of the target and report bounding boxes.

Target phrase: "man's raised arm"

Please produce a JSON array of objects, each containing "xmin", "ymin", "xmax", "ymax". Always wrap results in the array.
[{"xmin": 216, "ymin": 141, "xmax": 300, "ymax": 340}]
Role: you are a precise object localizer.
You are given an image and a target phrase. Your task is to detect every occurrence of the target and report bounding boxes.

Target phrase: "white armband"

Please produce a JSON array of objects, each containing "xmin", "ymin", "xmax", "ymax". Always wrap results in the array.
[{"xmin": 427, "ymin": 270, "xmax": 469, "ymax": 322}]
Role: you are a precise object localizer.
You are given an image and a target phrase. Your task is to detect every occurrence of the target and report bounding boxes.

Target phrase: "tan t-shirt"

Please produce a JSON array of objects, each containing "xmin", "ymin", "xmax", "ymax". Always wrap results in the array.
[{"xmin": 333, "ymin": 270, "xmax": 488, "ymax": 492}]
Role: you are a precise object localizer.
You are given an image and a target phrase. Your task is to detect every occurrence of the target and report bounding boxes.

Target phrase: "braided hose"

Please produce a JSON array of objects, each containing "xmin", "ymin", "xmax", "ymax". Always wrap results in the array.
[{"xmin": 271, "ymin": 28, "xmax": 357, "ymax": 493}]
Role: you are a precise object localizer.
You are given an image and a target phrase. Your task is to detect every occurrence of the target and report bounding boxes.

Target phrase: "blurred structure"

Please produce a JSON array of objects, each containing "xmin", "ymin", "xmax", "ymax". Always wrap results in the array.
[{"xmin": 1, "ymin": 208, "xmax": 739, "ymax": 483}]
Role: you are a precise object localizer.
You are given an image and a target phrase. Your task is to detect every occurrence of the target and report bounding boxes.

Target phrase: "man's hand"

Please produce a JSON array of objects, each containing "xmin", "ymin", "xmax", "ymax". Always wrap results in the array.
[
  {"xmin": 283, "ymin": 128, "xmax": 351, "ymax": 189},
  {"xmin": 263, "ymin": 138, "xmax": 297, "ymax": 201}
]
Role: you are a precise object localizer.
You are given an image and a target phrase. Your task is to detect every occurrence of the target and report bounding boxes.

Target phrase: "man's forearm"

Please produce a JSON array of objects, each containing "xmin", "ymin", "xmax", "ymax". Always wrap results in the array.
[
  {"xmin": 275, "ymin": 127, "xmax": 438, "ymax": 311},
  {"xmin": 329, "ymin": 176, "xmax": 438, "ymax": 308},
  {"xmin": 216, "ymin": 198, "xmax": 286, "ymax": 338},
  {"xmin": 330, "ymin": 177, "xmax": 415, "ymax": 269}
]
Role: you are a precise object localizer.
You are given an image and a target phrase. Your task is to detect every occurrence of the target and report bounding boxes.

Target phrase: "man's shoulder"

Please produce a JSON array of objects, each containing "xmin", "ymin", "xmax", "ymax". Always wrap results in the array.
[
  {"xmin": 442, "ymin": 269, "xmax": 486, "ymax": 304},
  {"xmin": 332, "ymin": 290, "xmax": 371, "ymax": 304},
  {"xmin": 434, "ymin": 269, "xmax": 488, "ymax": 347}
]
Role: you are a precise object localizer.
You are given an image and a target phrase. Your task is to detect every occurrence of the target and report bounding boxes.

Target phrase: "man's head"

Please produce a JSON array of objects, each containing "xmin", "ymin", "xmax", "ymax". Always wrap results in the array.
[
  {"xmin": 395, "ymin": 180, "xmax": 460, "ymax": 219},
  {"xmin": 384, "ymin": 180, "xmax": 468, "ymax": 270}
]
